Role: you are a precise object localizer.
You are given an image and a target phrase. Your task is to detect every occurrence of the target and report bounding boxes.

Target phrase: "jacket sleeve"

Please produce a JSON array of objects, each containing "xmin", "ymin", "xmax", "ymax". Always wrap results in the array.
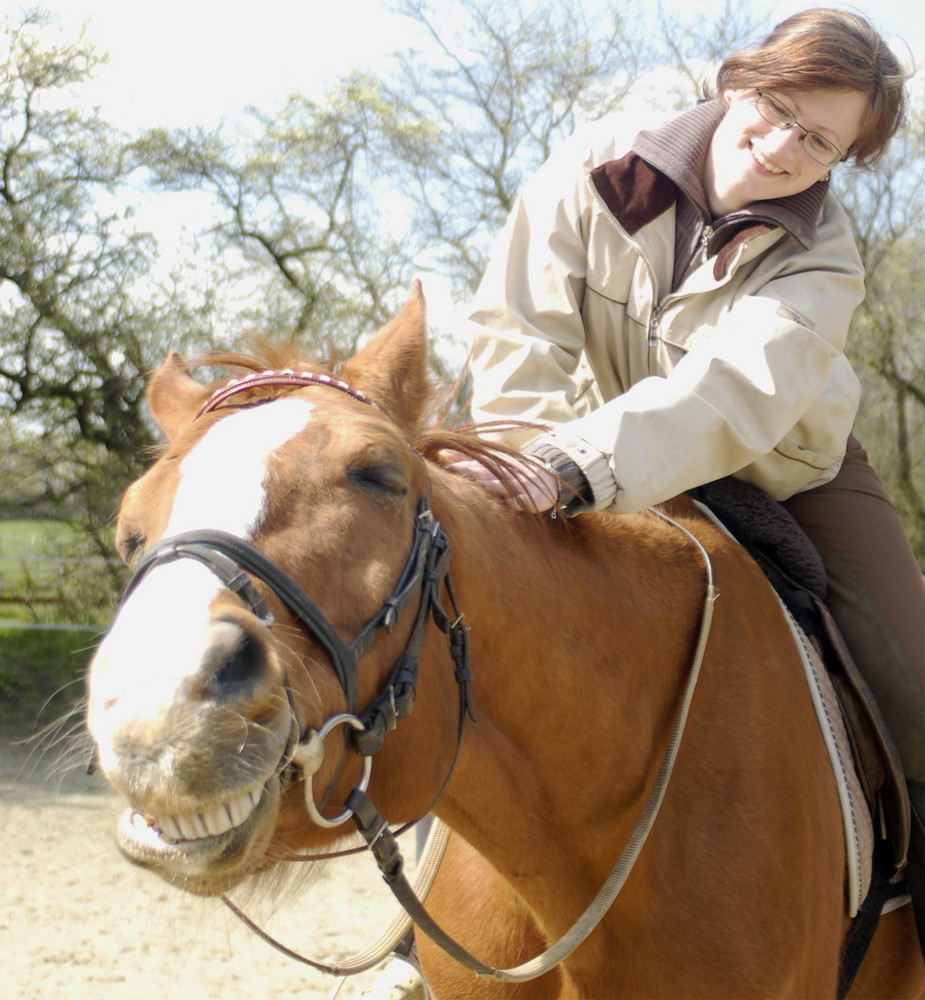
[{"xmin": 468, "ymin": 122, "xmax": 622, "ymax": 507}]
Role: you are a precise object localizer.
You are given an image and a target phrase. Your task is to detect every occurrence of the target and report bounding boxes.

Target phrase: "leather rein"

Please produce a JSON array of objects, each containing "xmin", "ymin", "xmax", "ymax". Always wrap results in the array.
[{"xmin": 121, "ymin": 369, "xmax": 719, "ymax": 985}]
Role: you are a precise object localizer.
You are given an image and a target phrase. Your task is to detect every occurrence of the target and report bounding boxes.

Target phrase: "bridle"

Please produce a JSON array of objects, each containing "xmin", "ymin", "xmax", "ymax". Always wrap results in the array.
[
  {"xmin": 118, "ymin": 368, "xmax": 719, "ymax": 986},
  {"xmin": 122, "ymin": 500, "xmax": 471, "ymax": 750},
  {"xmin": 121, "ymin": 368, "xmax": 475, "ymax": 809}
]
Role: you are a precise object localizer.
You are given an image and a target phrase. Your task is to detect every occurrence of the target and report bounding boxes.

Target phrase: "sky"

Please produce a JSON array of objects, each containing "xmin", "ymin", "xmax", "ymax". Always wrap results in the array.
[
  {"xmin": 35, "ymin": 0, "xmax": 925, "ymax": 132},
  {"xmin": 37, "ymin": 0, "xmax": 413, "ymax": 129}
]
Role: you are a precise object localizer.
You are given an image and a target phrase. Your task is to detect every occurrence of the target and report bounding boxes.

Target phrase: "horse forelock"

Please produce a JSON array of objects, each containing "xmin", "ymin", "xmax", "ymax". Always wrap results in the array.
[{"xmin": 189, "ymin": 340, "xmax": 333, "ymax": 380}]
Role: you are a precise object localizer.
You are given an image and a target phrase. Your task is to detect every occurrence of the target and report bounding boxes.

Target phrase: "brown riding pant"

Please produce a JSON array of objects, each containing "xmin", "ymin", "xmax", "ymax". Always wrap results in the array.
[{"xmin": 783, "ymin": 434, "xmax": 925, "ymax": 782}]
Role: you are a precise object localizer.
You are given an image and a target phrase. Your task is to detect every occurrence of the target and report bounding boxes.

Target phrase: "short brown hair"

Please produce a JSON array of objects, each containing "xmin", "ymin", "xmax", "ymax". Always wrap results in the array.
[{"xmin": 712, "ymin": 8, "xmax": 910, "ymax": 168}]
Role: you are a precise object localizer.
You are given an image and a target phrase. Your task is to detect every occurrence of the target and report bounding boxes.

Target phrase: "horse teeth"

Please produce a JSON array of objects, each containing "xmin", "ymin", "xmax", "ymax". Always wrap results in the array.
[
  {"xmin": 202, "ymin": 805, "xmax": 234, "ymax": 837},
  {"xmin": 143, "ymin": 788, "xmax": 262, "ymax": 844},
  {"xmin": 155, "ymin": 816, "xmax": 177, "ymax": 840},
  {"xmin": 132, "ymin": 812, "xmax": 154, "ymax": 832},
  {"xmin": 176, "ymin": 814, "xmax": 200, "ymax": 840},
  {"xmin": 229, "ymin": 790, "xmax": 256, "ymax": 826}
]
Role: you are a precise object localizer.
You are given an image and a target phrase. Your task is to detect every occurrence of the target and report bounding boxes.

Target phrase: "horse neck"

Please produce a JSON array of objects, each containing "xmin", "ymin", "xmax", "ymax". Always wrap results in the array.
[{"xmin": 429, "ymin": 479, "xmax": 707, "ymax": 869}]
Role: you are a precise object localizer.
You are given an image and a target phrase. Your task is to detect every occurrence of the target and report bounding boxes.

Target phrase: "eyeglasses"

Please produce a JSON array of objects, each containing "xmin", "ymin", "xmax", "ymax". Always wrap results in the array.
[{"xmin": 753, "ymin": 89, "xmax": 846, "ymax": 167}]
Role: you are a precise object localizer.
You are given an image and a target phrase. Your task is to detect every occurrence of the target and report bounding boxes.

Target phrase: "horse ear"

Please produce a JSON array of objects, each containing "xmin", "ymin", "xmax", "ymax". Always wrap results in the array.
[
  {"xmin": 340, "ymin": 281, "xmax": 430, "ymax": 435},
  {"xmin": 147, "ymin": 351, "xmax": 212, "ymax": 442}
]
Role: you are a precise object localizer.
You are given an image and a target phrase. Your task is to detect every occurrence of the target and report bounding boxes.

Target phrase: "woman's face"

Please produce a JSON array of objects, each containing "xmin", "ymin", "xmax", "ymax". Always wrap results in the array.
[{"xmin": 704, "ymin": 87, "xmax": 869, "ymax": 217}]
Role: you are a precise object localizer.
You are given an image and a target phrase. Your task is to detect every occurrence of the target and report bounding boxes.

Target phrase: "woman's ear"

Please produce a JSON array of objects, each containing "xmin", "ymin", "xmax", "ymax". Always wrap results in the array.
[{"xmin": 722, "ymin": 87, "xmax": 750, "ymax": 106}]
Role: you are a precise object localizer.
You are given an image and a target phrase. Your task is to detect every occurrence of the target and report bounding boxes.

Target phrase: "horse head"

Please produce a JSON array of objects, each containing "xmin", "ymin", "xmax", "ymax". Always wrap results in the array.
[{"xmin": 87, "ymin": 283, "xmax": 464, "ymax": 895}]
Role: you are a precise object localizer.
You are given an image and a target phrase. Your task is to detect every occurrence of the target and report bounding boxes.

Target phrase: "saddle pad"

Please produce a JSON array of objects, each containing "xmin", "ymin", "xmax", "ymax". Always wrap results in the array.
[
  {"xmin": 779, "ymin": 600, "xmax": 874, "ymax": 916},
  {"xmin": 690, "ymin": 498, "xmax": 873, "ymax": 914}
]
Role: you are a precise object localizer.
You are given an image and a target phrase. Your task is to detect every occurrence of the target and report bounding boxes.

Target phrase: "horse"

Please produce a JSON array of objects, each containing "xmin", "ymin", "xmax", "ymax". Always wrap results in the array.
[{"xmin": 87, "ymin": 284, "xmax": 925, "ymax": 998}]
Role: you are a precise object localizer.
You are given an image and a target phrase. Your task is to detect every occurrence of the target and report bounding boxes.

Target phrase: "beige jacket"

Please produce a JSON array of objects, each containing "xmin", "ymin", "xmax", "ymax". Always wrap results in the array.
[{"xmin": 468, "ymin": 107, "xmax": 865, "ymax": 514}]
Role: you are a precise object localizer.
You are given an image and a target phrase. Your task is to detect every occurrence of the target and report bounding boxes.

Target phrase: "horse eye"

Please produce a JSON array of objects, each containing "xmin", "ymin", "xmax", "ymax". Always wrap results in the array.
[
  {"xmin": 348, "ymin": 464, "xmax": 408, "ymax": 499},
  {"xmin": 117, "ymin": 529, "xmax": 145, "ymax": 567}
]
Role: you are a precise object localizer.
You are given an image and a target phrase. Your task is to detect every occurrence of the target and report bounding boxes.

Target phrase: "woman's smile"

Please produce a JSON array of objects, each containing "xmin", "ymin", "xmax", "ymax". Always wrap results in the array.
[
  {"xmin": 704, "ymin": 87, "xmax": 869, "ymax": 215},
  {"xmin": 750, "ymin": 142, "xmax": 788, "ymax": 175}
]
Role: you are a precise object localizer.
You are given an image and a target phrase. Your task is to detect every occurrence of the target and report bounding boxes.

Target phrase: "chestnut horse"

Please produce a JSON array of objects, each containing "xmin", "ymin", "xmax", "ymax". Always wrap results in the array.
[{"xmin": 87, "ymin": 286, "xmax": 924, "ymax": 998}]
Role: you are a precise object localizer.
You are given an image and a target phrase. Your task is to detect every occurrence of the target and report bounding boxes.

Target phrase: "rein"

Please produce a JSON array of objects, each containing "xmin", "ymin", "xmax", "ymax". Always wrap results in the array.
[{"xmin": 340, "ymin": 507, "xmax": 718, "ymax": 983}]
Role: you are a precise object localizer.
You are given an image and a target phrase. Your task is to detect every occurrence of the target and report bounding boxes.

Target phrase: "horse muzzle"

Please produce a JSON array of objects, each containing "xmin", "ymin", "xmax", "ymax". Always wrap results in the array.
[{"xmin": 88, "ymin": 583, "xmax": 297, "ymax": 894}]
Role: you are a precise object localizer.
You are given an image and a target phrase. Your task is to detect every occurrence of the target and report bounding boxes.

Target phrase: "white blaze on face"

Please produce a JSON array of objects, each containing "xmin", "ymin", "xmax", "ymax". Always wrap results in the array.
[
  {"xmin": 164, "ymin": 398, "xmax": 317, "ymax": 537},
  {"xmin": 89, "ymin": 399, "xmax": 317, "ymax": 762}
]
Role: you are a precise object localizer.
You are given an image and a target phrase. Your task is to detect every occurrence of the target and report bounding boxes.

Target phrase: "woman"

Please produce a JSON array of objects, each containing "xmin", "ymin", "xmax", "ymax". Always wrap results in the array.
[{"xmin": 444, "ymin": 7, "xmax": 925, "ymax": 949}]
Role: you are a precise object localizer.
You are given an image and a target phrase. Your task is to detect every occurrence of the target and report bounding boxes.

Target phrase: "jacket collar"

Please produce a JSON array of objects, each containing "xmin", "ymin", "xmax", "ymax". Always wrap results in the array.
[{"xmin": 590, "ymin": 100, "xmax": 830, "ymax": 278}]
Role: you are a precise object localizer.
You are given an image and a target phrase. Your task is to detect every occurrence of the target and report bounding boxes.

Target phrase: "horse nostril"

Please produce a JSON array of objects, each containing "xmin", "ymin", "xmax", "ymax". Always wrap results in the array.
[{"xmin": 200, "ymin": 621, "xmax": 266, "ymax": 703}]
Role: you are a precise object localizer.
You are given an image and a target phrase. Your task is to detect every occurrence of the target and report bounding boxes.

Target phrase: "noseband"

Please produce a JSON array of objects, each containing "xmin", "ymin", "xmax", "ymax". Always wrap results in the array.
[
  {"xmin": 122, "ymin": 496, "xmax": 469, "ymax": 742},
  {"xmin": 120, "ymin": 368, "xmax": 473, "ymax": 760}
]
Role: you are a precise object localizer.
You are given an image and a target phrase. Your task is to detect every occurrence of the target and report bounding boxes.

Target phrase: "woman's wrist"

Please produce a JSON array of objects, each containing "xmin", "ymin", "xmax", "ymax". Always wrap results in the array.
[{"xmin": 526, "ymin": 441, "xmax": 595, "ymax": 514}]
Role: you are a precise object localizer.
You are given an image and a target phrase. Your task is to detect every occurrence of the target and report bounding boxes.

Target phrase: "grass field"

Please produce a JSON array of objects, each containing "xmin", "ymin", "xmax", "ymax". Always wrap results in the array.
[
  {"xmin": 0, "ymin": 519, "xmax": 82, "ymax": 591},
  {"xmin": 1, "ymin": 518, "xmax": 83, "ymax": 622},
  {"xmin": 0, "ymin": 520, "xmax": 108, "ymax": 726},
  {"xmin": 0, "ymin": 623, "xmax": 99, "ymax": 728},
  {"xmin": 0, "ymin": 519, "xmax": 117, "ymax": 621}
]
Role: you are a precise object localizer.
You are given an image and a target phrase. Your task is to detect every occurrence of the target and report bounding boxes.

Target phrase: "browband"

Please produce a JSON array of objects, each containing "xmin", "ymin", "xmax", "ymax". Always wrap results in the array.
[{"xmin": 195, "ymin": 369, "xmax": 379, "ymax": 421}]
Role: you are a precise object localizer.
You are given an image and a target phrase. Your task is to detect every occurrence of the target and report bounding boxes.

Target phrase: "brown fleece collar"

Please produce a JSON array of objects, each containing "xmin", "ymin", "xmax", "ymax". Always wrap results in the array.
[{"xmin": 591, "ymin": 154, "xmax": 793, "ymax": 280}]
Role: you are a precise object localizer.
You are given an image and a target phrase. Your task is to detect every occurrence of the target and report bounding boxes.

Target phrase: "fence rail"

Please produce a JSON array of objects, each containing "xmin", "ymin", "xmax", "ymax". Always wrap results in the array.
[
  {"xmin": 0, "ymin": 622, "xmax": 105, "ymax": 632},
  {"xmin": 0, "ymin": 550, "xmax": 116, "ymax": 627}
]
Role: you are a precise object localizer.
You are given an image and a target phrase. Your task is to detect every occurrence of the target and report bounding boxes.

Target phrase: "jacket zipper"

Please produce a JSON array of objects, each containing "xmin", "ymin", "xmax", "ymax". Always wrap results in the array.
[
  {"xmin": 700, "ymin": 223, "xmax": 714, "ymax": 264},
  {"xmin": 648, "ymin": 304, "xmax": 663, "ymax": 347}
]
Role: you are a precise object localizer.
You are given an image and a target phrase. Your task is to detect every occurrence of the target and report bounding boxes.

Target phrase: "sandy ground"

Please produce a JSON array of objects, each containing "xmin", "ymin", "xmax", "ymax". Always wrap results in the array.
[{"xmin": 0, "ymin": 725, "xmax": 425, "ymax": 1000}]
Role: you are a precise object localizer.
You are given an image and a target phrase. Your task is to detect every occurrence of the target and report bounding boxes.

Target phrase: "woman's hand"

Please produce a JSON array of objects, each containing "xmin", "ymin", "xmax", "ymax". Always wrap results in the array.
[{"xmin": 437, "ymin": 448, "xmax": 559, "ymax": 513}]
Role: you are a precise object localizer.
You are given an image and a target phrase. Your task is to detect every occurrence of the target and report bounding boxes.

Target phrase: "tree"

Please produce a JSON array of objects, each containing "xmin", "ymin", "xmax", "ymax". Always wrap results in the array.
[
  {"xmin": 382, "ymin": 0, "xmax": 648, "ymax": 291},
  {"xmin": 134, "ymin": 74, "xmax": 438, "ymax": 354},
  {"xmin": 131, "ymin": 0, "xmax": 659, "ymax": 376},
  {"xmin": 0, "ymin": 10, "xmax": 216, "ymax": 538},
  {"xmin": 837, "ymin": 106, "xmax": 925, "ymax": 561},
  {"xmin": 653, "ymin": 0, "xmax": 774, "ymax": 103}
]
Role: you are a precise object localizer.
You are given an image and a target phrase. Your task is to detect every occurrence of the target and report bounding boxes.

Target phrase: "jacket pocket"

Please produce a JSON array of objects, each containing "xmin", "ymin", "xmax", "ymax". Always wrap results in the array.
[{"xmin": 772, "ymin": 355, "xmax": 862, "ymax": 472}]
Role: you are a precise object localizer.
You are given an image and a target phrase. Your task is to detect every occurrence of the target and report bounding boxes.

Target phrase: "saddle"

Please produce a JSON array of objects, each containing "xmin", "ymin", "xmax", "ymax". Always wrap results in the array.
[{"xmin": 687, "ymin": 478, "xmax": 910, "ymax": 875}]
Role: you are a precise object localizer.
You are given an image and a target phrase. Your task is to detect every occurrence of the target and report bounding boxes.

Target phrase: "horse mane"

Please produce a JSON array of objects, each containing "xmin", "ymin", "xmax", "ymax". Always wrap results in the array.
[{"xmin": 419, "ymin": 421, "xmax": 559, "ymax": 510}]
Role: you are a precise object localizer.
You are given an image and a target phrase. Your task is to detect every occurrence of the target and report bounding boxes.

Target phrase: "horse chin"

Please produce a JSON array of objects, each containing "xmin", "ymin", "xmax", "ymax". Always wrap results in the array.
[{"xmin": 114, "ymin": 775, "xmax": 282, "ymax": 896}]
